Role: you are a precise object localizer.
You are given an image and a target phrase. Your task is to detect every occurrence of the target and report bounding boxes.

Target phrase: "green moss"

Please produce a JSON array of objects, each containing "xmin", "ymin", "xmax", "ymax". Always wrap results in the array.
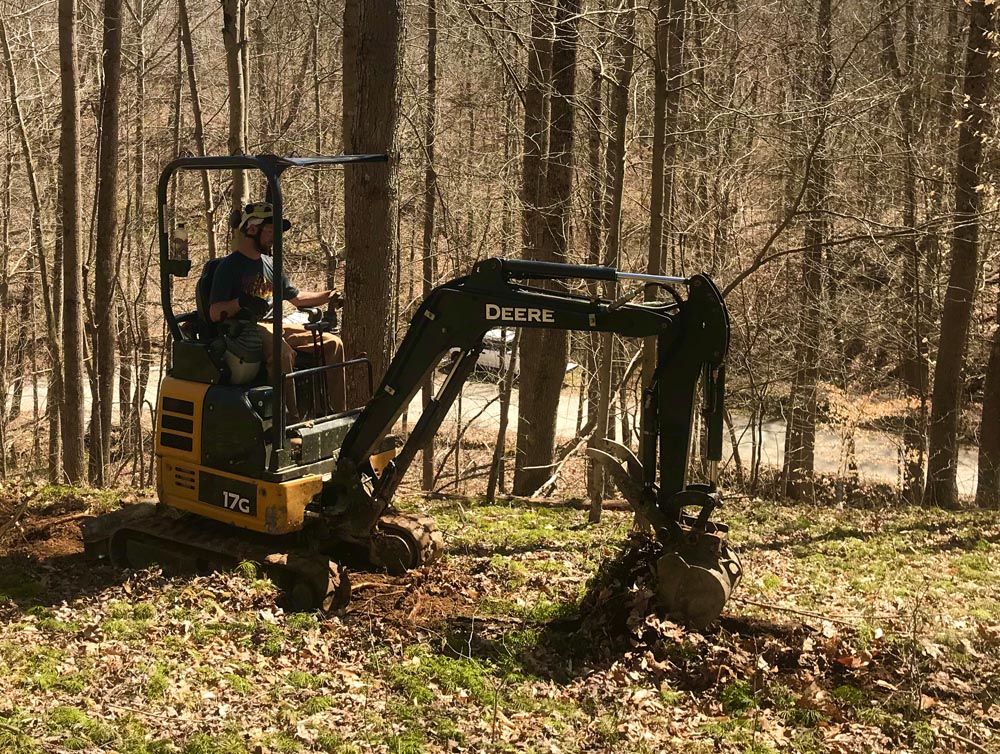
[
  {"xmin": 191, "ymin": 622, "xmax": 227, "ymax": 644},
  {"xmin": 285, "ymin": 670, "xmax": 323, "ymax": 689},
  {"xmin": 37, "ymin": 617, "xmax": 81, "ymax": 634},
  {"xmin": 760, "ymin": 573, "xmax": 782, "ymax": 593},
  {"xmin": 388, "ymin": 646, "xmax": 503, "ymax": 707},
  {"xmin": 384, "ymin": 729, "xmax": 424, "ymax": 754},
  {"xmin": 785, "ymin": 707, "xmax": 827, "ymax": 727},
  {"xmin": 225, "ymin": 673, "xmax": 252, "ymax": 695},
  {"xmin": 146, "ymin": 664, "xmax": 170, "ymax": 700},
  {"xmin": 955, "ymin": 552, "xmax": 991, "ymax": 581},
  {"xmin": 832, "ymin": 685, "xmax": 865, "ymax": 708},
  {"xmin": 34, "ymin": 484, "xmax": 123, "ymax": 513},
  {"xmin": 236, "ymin": 560, "xmax": 259, "ymax": 579},
  {"xmin": 908, "ymin": 721, "xmax": 936, "ymax": 754},
  {"xmin": 303, "ymin": 696, "xmax": 335, "ymax": 715},
  {"xmin": 102, "ymin": 617, "xmax": 151, "ymax": 641},
  {"xmin": 720, "ymin": 680, "xmax": 758, "ymax": 714},
  {"xmin": 133, "ymin": 602, "xmax": 157, "ymax": 620},
  {"xmin": 659, "ymin": 684, "xmax": 685, "ymax": 706},
  {"xmin": 182, "ymin": 731, "xmax": 249, "ymax": 754},
  {"xmin": 315, "ymin": 731, "xmax": 359, "ymax": 754},
  {"xmin": 0, "ymin": 710, "xmax": 40, "ymax": 754},
  {"xmin": 791, "ymin": 730, "xmax": 828, "ymax": 754},
  {"xmin": 262, "ymin": 732, "xmax": 300, "ymax": 753},
  {"xmin": 20, "ymin": 647, "xmax": 88, "ymax": 693},
  {"xmin": 258, "ymin": 623, "xmax": 285, "ymax": 657},
  {"xmin": 286, "ymin": 613, "xmax": 319, "ymax": 633},
  {"xmin": 431, "ymin": 716, "xmax": 465, "ymax": 744},
  {"xmin": 594, "ymin": 712, "xmax": 624, "ymax": 745},
  {"xmin": 48, "ymin": 707, "xmax": 115, "ymax": 746}
]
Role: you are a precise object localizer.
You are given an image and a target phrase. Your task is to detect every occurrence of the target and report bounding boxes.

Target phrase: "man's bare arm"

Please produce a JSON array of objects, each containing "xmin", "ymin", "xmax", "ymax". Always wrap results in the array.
[
  {"xmin": 290, "ymin": 290, "xmax": 339, "ymax": 308},
  {"xmin": 210, "ymin": 298, "xmax": 242, "ymax": 322}
]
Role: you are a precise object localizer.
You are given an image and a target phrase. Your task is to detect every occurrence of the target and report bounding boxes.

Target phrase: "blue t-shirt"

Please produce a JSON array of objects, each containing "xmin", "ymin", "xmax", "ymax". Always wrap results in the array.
[{"xmin": 208, "ymin": 251, "xmax": 299, "ymax": 310}]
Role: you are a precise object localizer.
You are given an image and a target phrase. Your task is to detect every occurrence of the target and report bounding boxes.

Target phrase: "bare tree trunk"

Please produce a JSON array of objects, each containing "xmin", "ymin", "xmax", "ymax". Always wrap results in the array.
[
  {"xmin": 92, "ymin": 0, "xmax": 123, "ymax": 485},
  {"xmin": 584, "ymin": 63, "xmax": 603, "ymax": 424},
  {"xmin": 925, "ymin": 0, "xmax": 993, "ymax": 509},
  {"xmin": 511, "ymin": 3, "xmax": 551, "ymax": 493},
  {"xmin": 640, "ymin": 0, "xmax": 685, "ymax": 458},
  {"xmin": 977, "ymin": 289, "xmax": 1000, "ymax": 508},
  {"xmin": 781, "ymin": 0, "xmax": 832, "ymax": 502},
  {"xmin": 2, "ymin": 16, "xmax": 64, "ymax": 480},
  {"xmin": 342, "ymin": 0, "xmax": 403, "ymax": 402},
  {"xmin": 513, "ymin": 0, "xmax": 579, "ymax": 495},
  {"xmin": 486, "ymin": 329, "xmax": 520, "ymax": 504},
  {"xmin": 421, "ymin": 0, "xmax": 438, "ymax": 490},
  {"xmin": 311, "ymin": 12, "xmax": 335, "ymax": 288},
  {"xmin": 882, "ymin": 0, "xmax": 927, "ymax": 505},
  {"xmin": 179, "ymin": 0, "xmax": 217, "ymax": 259},
  {"xmin": 222, "ymin": 0, "xmax": 248, "ymax": 210},
  {"xmin": 589, "ymin": 0, "xmax": 635, "ymax": 521},
  {"xmin": 59, "ymin": 0, "xmax": 86, "ymax": 482},
  {"xmin": 128, "ymin": 0, "xmax": 149, "ymax": 460},
  {"xmin": 0, "ymin": 128, "xmax": 10, "ymax": 477}
]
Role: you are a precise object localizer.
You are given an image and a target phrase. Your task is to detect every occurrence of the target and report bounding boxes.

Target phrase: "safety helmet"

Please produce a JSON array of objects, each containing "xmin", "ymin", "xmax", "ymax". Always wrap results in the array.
[{"xmin": 235, "ymin": 202, "xmax": 292, "ymax": 234}]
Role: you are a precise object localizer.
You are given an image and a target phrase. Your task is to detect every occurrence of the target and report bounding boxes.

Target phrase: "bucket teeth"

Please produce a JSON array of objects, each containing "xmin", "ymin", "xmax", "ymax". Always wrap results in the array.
[
  {"xmin": 587, "ymin": 439, "xmax": 743, "ymax": 629},
  {"xmin": 586, "ymin": 443, "xmax": 671, "ymax": 531}
]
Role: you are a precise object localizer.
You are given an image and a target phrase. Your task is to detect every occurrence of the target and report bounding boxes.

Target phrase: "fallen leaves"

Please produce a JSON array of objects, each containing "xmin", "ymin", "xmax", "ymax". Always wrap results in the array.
[{"xmin": 0, "ymin": 496, "xmax": 997, "ymax": 752}]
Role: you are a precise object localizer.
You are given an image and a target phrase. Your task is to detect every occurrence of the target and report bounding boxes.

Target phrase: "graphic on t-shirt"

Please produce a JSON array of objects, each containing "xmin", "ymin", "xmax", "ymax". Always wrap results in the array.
[{"xmin": 245, "ymin": 274, "xmax": 273, "ymax": 301}]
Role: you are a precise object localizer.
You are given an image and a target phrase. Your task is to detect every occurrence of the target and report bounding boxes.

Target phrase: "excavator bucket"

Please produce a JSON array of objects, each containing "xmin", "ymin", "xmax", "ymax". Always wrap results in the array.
[{"xmin": 588, "ymin": 440, "xmax": 742, "ymax": 630}]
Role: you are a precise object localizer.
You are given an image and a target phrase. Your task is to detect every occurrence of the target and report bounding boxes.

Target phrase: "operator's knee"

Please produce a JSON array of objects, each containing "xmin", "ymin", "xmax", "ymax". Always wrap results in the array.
[
  {"xmin": 323, "ymin": 334, "xmax": 345, "ymax": 362},
  {"xmin": 279, "ymin": 341, "xmax": 296, "ymax": 374}
]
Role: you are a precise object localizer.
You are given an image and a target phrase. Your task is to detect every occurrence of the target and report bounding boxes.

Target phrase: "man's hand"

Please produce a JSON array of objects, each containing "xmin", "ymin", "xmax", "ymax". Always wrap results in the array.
[
  {"xmin": 238, "ymin": 293, "xmax": 271, "ymax": 319},
  {"xmin": 330, "ymin": 290, "xmax": 344, "ymax": 308}
]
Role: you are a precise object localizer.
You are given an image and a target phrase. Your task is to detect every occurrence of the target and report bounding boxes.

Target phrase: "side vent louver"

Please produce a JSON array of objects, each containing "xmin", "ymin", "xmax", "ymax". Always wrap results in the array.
[
  {"xmin": 160, "ymin": 397, "xmax": 195, "ymax": 453},
  {"xmin": 174, "ymin": 466, "xmax": 196, "ymax": 491}
]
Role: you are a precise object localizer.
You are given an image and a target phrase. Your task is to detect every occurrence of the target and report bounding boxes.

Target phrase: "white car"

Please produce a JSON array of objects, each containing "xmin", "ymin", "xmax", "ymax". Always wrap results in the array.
[{"xmin": 446, "ymin": 328, "xmax": 578, "ymax": 379}]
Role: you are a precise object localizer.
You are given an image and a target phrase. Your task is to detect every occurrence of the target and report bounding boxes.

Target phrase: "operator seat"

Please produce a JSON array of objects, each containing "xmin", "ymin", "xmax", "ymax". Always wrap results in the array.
[{"xmin": 194, "ymin": 257, "xmax": 224, "ymax": 341}]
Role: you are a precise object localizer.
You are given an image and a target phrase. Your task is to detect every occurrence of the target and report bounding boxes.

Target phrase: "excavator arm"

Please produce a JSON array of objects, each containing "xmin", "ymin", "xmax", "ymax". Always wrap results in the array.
[{"xmin": 323, "ymin": 258, "xmax": 741, "ymax": 627}]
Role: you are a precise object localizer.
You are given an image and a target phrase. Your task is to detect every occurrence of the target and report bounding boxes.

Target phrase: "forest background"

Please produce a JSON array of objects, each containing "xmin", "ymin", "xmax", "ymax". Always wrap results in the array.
[{"xmin": 0, "ymin": 0, "xmax": 997, "ymax": 514}]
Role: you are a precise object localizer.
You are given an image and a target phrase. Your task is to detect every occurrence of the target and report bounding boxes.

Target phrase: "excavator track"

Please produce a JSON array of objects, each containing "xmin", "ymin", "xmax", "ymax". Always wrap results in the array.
[
  {"xmin": 369, "ymin": 511, "xmax": 444, "ymax": 575},
  {"xmin": 84, "ymin": 505, "xmax": 350, "ymax": 612}
]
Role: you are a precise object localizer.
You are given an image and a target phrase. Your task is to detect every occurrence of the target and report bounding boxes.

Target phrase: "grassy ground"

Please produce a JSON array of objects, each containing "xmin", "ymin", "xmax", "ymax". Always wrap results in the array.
[{"xmin": 0, "ymin": 486, "xmax": 997, "ymax": 753}]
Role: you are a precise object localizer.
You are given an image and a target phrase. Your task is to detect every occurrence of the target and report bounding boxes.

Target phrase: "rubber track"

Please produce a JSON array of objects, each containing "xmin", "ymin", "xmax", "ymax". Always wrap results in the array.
[
  {"xmin": 377, "ymin": 512, "xmax": 445, "ymax": 568},
  {"xmin": 108, "ymin": 512, "xmax": 349, "ymax": 611}
]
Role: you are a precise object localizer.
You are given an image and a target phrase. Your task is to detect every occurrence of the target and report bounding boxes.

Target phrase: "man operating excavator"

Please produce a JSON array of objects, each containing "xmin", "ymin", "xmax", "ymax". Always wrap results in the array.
[{"xmin": 208, "ymin": 201, "xmax": 347, "ymax": 419}]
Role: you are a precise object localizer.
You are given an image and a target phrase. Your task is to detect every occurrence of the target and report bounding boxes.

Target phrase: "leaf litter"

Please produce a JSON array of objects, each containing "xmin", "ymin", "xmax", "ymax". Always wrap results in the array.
[{"xmin": 0, "ymin": 487, "xmax": 997, "ymax": 753}]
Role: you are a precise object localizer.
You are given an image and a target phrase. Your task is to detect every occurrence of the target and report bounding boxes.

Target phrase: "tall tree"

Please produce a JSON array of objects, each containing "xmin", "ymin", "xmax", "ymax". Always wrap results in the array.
[
  {"xmin": 640, "ymin": 0, "xmax": 685, "ymax": 423},
  {"xmin": 883, "ymin": 0, "xmax": 927, "ymax": 505},
  {"xmin": 93, "ymin": 0, "xmax": 123, "ymax": 484},
  {"xmin": 421, "ymin": 0, "xmax": 438, "ymax": 490},
  {"xmin": 222, "ymin": 0, "xmax": 248, "ymax": 209},
  {"xmin": 59, "ymin": 0, "xmax": 86, "ymax": 482},
  {"xmin": 977, "ymin": 284, "xmax": 1000, "ymax": 508},
  {"xmin": 341, "ymin": 0, "xmax": 403, "ymax": 402},
  {"xmin": 513, "ymin": 0, "xmax": 580, "ymax": 495},
  {"xmin": 925, "ymin": 0, "xmax": 994, "ymax": 509},
  {"xmin": 588, "ymin": 0, "xmax": 636, "ymax": 521},
  {"xmin": 782, "ymin": 0, "xmax": 833, "ymax": 501},
  {"xmin": 0, "ymin": 17, "xmax": 63, "ymax": 481},
  {"xmin": 179, "ymin": 0, "xmax": 218, "ymax": 259}
]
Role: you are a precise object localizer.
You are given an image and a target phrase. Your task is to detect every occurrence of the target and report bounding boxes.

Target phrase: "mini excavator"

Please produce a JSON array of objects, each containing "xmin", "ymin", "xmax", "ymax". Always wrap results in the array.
[{"xmin": 83, "ymin": 154, "xmax": 742, "ymax": 629}]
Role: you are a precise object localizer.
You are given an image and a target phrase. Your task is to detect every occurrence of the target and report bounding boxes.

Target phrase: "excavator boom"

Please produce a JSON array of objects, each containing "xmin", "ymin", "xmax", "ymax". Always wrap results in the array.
[{"xmin": 325, "ymin": 257, "xmax": 740, "ymax": 627}]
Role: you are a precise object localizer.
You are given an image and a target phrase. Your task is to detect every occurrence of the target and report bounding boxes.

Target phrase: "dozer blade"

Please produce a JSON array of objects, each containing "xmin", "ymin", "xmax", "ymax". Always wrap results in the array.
[
  {"xmin": 586, "ymin": 448, "xmax": 742, "ymax": 629},
  {"xmin": 83, "ymin": 505, "xmax": 350, "ymax": 612}
]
